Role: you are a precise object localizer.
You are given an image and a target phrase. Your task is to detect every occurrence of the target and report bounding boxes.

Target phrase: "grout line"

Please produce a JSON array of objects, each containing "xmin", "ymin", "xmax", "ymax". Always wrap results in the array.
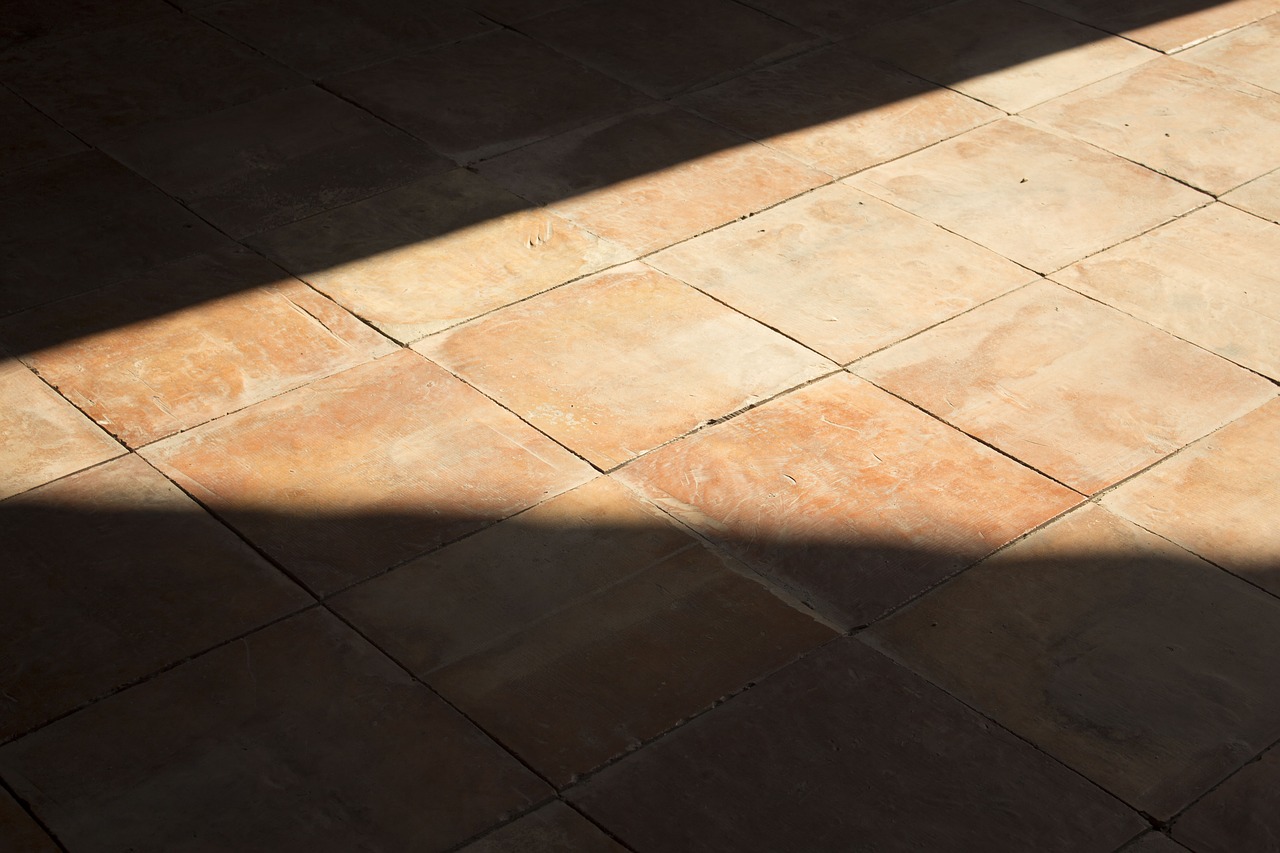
[{"xmin": 0, "ymin": 774, "xmax": 71, "ymax": 853}]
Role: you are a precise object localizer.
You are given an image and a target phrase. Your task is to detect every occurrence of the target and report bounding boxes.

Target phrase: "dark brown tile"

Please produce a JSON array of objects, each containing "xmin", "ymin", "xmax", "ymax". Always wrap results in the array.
[
  {"xmin": 0, "ymin": 88, "xmax": 83, "ymax": 175},
  {"xmin": 1121, "ymin": 834, "xmax": 1192, "ymax": 853},
  {"xmin": 0, "ymin": 609, "xmax": 550, "ymax": 852},
  {"xmin": 1175, "ymin": 748, "xmax": 1280, "ymax": 853},
  {"xmin": 571, "ymin": 639, "xmax": 1144, "ymax": 852},
  {"xmin": 0, "ymin": 789, "xmax": 57, "ymax": 853},
  {"xmin": 459, "ymin": 802, "xmax": 625, "ymax": 852},
  {"xmin": 0, "ymin": 0, "xmax": 169, "ymax": 52},
  {"xmin": 0, "ymin": 455, "xmax": 309, "ymax": 741},
  {"xmin": 738, "ymin": 0, "xmax": 949, "ymax": 38}
]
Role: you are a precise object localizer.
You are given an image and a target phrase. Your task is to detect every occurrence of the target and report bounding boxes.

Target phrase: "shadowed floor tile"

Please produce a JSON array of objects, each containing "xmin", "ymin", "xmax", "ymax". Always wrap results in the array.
[
  {"xmin": 847, "ymin": 119, "xmax": 1207, "ymax": 273},
  {"xmin": 854, "ymin": 282, "xmax": 1275, "ymax": 493},
  {"xmin": 459, "ymin": 802, "xmax": 625, "ymax": 852},
  {"xmin": 0, "ymin": 0, "xmax": 169, "ymax": 52},
  {"xmin": 1223, "ymin": 167, "xmax": 1280, "ymax": 224},
  {"xmin": 0, "ymin": 359, "xmax": 121, "ymax": 500},
  {"xmin": 737, "ymin": 0, "xmax": 949, "ymax": 38},
  {"xmin": 616, "ymin": 373, "xmax": 1079, "ymax": 627},
  {"xmin": 251, "ymin": 169, "xmax": 632, "ymax": 343},
  {"xmin": 571, "ymin": 639, "xmax": 1144, "ymax": 852},
  {"xmin": 141, "ymin": 350, "xmax": 595, "ymax": 594},
  {"xmin": 1181, "ymin": 12, "xmax": 1280, "ymax": 92},
  {"xmin": 0, "ymin": 88, "xmax": 83, "ymax": 175},
  {"xmin": 0, "ymin": 609, "xmax": 550, "ymax": 852},
  {"xmin": 1052, "ymin": 203, "xmax": 1280, "ymax": 379},
  {"xmin": 649, "ymin": 183, "xmax": 1034, "ymax": 363},
  {"xmin": 1023, "ymin": 0, "xmax": 1280, "ymax": 52},
  {"xmin": 417, "ymin": 263, "xmax": 833, "ymax": 468},
  {"xmin": 0, "ymin": 455, "xmax": 309, "ymax": 741},
  {"xmin": 1175, "ymin": 748, "xmax": 1280, "ymax": 852},
  {"xmin": 0, "ymin": 247, "xmax": 397, "ymax": 447},
  {"xmin": 1122, "ymin": 834, "xmax": 1193, "ymax": 852},
  {"xmin": 864, "ymin": 504, "xmax": 1280, "ymax": 818},
  {"xmin": 0, "ymin": 790, "xmax": 57, "ymax": 853}
]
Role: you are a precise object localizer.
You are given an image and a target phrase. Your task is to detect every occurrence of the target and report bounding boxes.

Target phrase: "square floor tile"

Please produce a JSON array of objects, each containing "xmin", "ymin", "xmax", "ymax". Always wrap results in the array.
[
  {"xmin": 0, "ymin": 359, "xmax": 122, "ymax": 500},
  {"xmin": 0, "ymin": 152, "xmax": 225, "ymax": 315},
  {"xmin": 1052, "ymin": 203, "xmax": 1280, "ymax": 379},
  {"xmin": 847, "ymin": 119, "xmax": 1207, "ymax": 273},
  {"xmin": 0, "ymin": 88, "xmax": 83, "ymax": 175},
  {"xmin": 571, "ymin": 639, "xmax": 1144, "ymax": 852},
  {"xmin": 250, "ymin": 169, "xmax": 632, "ymax": 342},
  {"xmin": 650, "ymin": 183, "xmax": 1034, "ymax": 363},
  {"xmin": 459, "ymin": 802, "xmax": 625, "ymax": 853},
  {"xmin": 0, "ymin": 0, "xmax": 169, "ymax": 52},
  {"xmin": 0, "ymin": 13, "xmax": 301, "ymax": 138},
  {"xmin": 1025, "ymin": 59, "xmax": 1280, "ymax": 194},
  {"xmin": 104, "ymin": 86, "xmax": 450, "ymax": 238},
  {"xmin": 327, "ymin": 30, "xmax": 650, "ymax": 162},
  {"xmin": 1124, "ymin": 835, "xmax": 1192, "ymax": 853},
  {"xmin": 0, "ymin": 789, "xmax": 57, "ymax": 853},
  {"xmin": 1102, "ymin": 399, "xmax": 1280, "ymax": 595},
  {"xmin": 0, "ymin": 609, "xmax": 549, "ymax": 852},
  {"xmin": 0, "ymin": 455, "xmax": 309, "ymax": 740},
  {"xmin": 198, "ymin": 0, "xmax": 493, "ymax": 77},
  {"xmin": 517, "ymin": 0, "xmax": 815, "ymax": 98},
  {"xmin": 1181, "ymin": 12, "xmax": 1280, "ymax": 91},
  {"xmin": 864, "ymin": 503, "xmax": 1280, "ymax": 818},
  {"xmin": 1223, "ymin": 167, "xmax": 1280, "ymax": 224},
  {"xmin": 457, "ymin": 0, "xmax": 583, "ymax": 23},
  {"xmin": 1175, "ymin": 747, "xmax": 1280, "ymax": 853},
  {"xmin": 854, "ymin": 282, "xmax": 1275, "ymax": 493},
  {"xmin": 679, "ymin": 44, "xmax": 1000, "ymax": 176},
  {"xmin": 0, "ymin": 247, "xmax": 397, "ymax": 448},
  {"xmin": 1024, "ymin": 0, "xmax": 1280, "ymax": 52},
  {"xmin": 737, "ymin": 0, "xmax": 950, "ymax": 38},
  {"xmin": 480, "ymin": 107, "xmax": 827, "ymax": 254},
  {"xmin": 334, "ymin": 477, "xmax": 835, "ymax": 784},
  {"xmin": 141, "ymin": 350, "xmax": 595, "ymax": 594},
  {"xmin": 417, "ymin": 263, "xmax": 834, "ymax": 468},
  {"xmin": 854, "ymin": 0, "xmax": 1154, "ymax": 113},
  {"xmin": 616, "ymin": 373, "xmax": 1080, "ymax": 627}
]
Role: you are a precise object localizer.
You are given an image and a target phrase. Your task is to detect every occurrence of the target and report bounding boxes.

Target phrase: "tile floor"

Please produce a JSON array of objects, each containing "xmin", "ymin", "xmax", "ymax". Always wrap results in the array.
[{"xmin": 1, "ymin": 0, "xmax": 1277, "ymax": 849}]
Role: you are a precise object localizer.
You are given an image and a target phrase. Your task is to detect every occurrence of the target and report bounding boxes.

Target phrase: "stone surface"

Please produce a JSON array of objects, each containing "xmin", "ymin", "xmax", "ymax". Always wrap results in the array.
[
  {"xmin": 0, "ymin": 0, "xmax": 170, "ymax": 52},
  {"xmin": 1181, "ymin": 12, "xmax": 1280, "ymax": 92},
  {"xmin": 1024, "ymin": 0, "xmax": 1280, "ymax": 52},
  {"xmin": 0, "ymin": 455, "xmax": 308, "ymax": 740},
  {"xmin": 1223, "ymin": 168, "xmax": 1280, "ymax": 224},
  {"xmin": 1052, "ymin": 203, "xmax": 1280, "ymax": 379},
  {"xmin": 737, "ymin": 0, "xmax": 949, "ymax": 37},
  {"xmin": 1175, "ymin": 748, "xmax": 1280, "ymax": 853},
  {"xmin": 865, "ymin": 503, "xmax": 1280, "ymax": 818},
  {"xmin": 251, "ymin": 169, "xmax": 632, "ymax": 343},
  {"xmin": 1121, "ymin": 834, "xmax": 1192, "ymax": 853},
  {"xmin": 481, "ymin": 107, "xmax": 827, "ymax": 255},
  {"xmin": 458, "ymin": 802, "xmax": 626, "ymax": 853},
  {"xmin": 617, "ymin": 373, "xmax": 1080, "ymax": 627},
  {"xmin": 0, "ymin": 248, "xmax": 396, "ymax": 447},
  {"xmin": 649, "ymin": 183, "xmax": 1034, "ymax": 363},
  {"xmin": 141, "ymin": 350, "xmax": 594, "ymax": 594},
  {"xmin": 0, "ymin": 789, "xmax": 57, "ymax": 853},
  {"xmin": 0, "ymin": 359, "xmax": 122, "ymax": 500},
  {"xmin": 847, "ymin": 119, "xmax": 1207, "ymax": 273},
  {"xmin": 0, "ymin": 609, "xmax": 550, "ymax": 852},
  {"xmin": 571, "ymin": 639, "xmax": 1145, "ymax": 852},
  {"xmin": 418, "ymin": 263, "xmax": 833, "ymax": 468},
  {"xmin": 854, "ymin": 282, "xmax": 1275, "ymax": 493},
  {"xmin": 0, "ymin": 88, "xmax": 83, "ymax": 175}
]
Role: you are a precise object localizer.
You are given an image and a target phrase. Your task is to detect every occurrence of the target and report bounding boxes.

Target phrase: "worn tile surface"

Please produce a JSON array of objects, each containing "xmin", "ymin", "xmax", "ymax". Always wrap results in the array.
[
  {"xmin": 1175, "ymin": 748, "xmax": 1280, "ymax": 853},
  {"xmin": 738, "ymin": 0, "xmax": 950, "ymax": 37},
  {"xmin": 1122, "ymin": 834, "xmax": 1192, "ymax": 853},
  {"xmin": 1223, "ymin": 167, "xmax": 1280, "ymax": 223},
  {"xmin": 0, "ymin": 0, "xmax": 171, "ymax": 52},
  {"xmin": 0, "ymin": 789, "xmax": 57, "ymax": 853},
  {"xmin": 1181, "ymin": 12, "xmax": 1280, "ymax": 91},
  {"xmin": 458, "ymin": 802, "xmax": 626, "ymax": 853},
  {"xmin": 1024, "ymin": 0, "xmax": 1280, "ymax": 52},
  {"xmin": 0, "ymin": 88, "xmax": 83, "ymax": 175}
]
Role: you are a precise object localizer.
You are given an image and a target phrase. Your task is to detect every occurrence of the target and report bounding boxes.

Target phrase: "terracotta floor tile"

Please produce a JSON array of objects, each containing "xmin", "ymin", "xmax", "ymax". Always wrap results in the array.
[
  {"xmin": 336, "ymin": 477, "xmax": 834, "ymax": 784},
  {"xmin": 1101, "ymin": 399, "xmax": 1280, "ymax": 595},
  {"xmin": 736, "ymin": 0, "xmax": 950, "ymax": 38},
  {"xmin": 0, "ymin": 13, "xmax": 301, "ymax": 139},
  {"xmin": 0, "ymin": 359, "xmax": 122, "ymax": 500},
  {"xmin": 0, "ymin": 0, "xmax": 170, "ymax": 52},
  {"xmin": 847, "ymin": 119, "xmax": 1207, "ymax": 273},
  {"xmin": 250, "ymin": 169, "xmax": 632, "ymax": 343},
  {"xmin": 854, "ymin": 282, "xmax": 1275, "ymax": 493},
  {"xmin": 1025, "ymin": 59, "xmax": 1280, "ymax": 195},
  {"xmin": 678, "ymin": 44, "xmax": 1000, "ymax": 176},
  {"xmin": 1023, "ymin": 0, "xmax": 1280, "ymax": 52},
  {"xmin": 0, "ymin": 609, "xmax": 549, "ymax": 852},
  {"xmin": 480, "ymin": 107, "xmax": 827, "ymax": 255},
  {"xmin": 854, "ymin": 0, "xmax": 1155, "ymax": 113},
  {"xmin": 865, "ymin": 503, "xmax": 1280, "ymax": 818},
  {"xmin": 616, "ymin": 374, "xmax": 1079, "ymax": 627},
  {"xmin": 0, "ymin": 152, "xmax": 225, "ymax": 315},
  {"xmin": 571, "ymin": 639, "xmax": 1144, "ymax": 852},
  {"xmin": 1223, "ymin": 167, "xmax": 1280, "ymax": 224},
  {"xmin": 459, "ymin": 802, "xmax": 625, "ymax": 853},
  {"xmin": 417, "ymin": 263, "xmax": 834, "ymax": 468},
  {"xmin": 103, "ymin": 86, "xmax": 450, "ymax": 238},
  {"xmin": 1175, "ymin": 747, "xmax": 1280, "ymax": 853},
  {"xmin": 0, "ymin": 455, "xmax": 309, "ymax": 740},
  {"xmin": 0, "ymin": 248, "xmax": 397, "ymax": 448},
  {"xmin": 1052, "ymin": 204, "xmax": 1280, "ymax": 379},
  {"xmin": 649, "ymin": 184, "xmax": 1034, "ymax": 363},
  {"xmin": 1181, "ymin": 12, "xmax": 1280, "ymax": 91},
  {"xmin": 0, "ymin": 790, "xmax": 57, "ymax": 853},
  {"xmin": 0, "ymin": 88, "xmax": 83, "ymax": 175},
  {"xmin": 516, "ymin": 0, "xmax": 815, "ymax": 99},
  {"xmin": 327, "ymin": 30, "xmax": 650, "ymax": 162},
  {"xmin": 141, "ymin": 350, "xmax": 594, "ymax": 594},
  {"xmin": 197, "ymin": 0, "xmax": 493, "ymax": 78}
]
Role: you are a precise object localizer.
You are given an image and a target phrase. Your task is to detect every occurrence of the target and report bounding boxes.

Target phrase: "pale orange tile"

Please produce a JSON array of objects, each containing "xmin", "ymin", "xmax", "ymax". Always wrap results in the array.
[
  {"xmin": 141, "ymin": 350, "xmax": 595, "ymax": 593},
  {"xmin": 616, "ymin": 373, "xmax": 1080, "ymax": 627},
  {"xmin": 479, "ymin": 107, "xmax": 828, "ymax": 255},
  {"xmin": 416, "ymin": 263, "xmax": 834, "ymax": 468},
  {"xmin": 1025, "ymin": 59, "xmax": 1280, "ymax": 194},
  {"xmin": 1102, "ymin": 399, "xmax": 1280, "ymax": 594},
  {"xmin": 250, "ymin": 170, "xmax": 633, "ymax": 343},
  {"xmin": 854, "ymin": 281, "xmax": 1276, "ymax": 493},
  {"xmin": 0, "ymin": 359, "xmax": 121, "ymax": 500},
  {"xmin": 847, "ymin": 118, "xmax": 1207, "ymax": 273},
  {"xmin": 1025, "ymin": 0, "xmax": 1280, "ymax": 53},
  {"xmin": 649, "ymin": 184, "xmax": 1035, "ymax": 363},
  {"xmin": 854, "ymin": 0, "xmax": 1155, "ymax": 112},
  {"xmin": 1181, "ymin": 13, "xmax": 1280, "ymax": 91},
  {"xmin": 1052, "ymin": 203, "xmax": 1280, "ymax": 379},
  {"xmin": 1224, "ymin": 168, "xmax": 1280, "ymax": 224}
]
